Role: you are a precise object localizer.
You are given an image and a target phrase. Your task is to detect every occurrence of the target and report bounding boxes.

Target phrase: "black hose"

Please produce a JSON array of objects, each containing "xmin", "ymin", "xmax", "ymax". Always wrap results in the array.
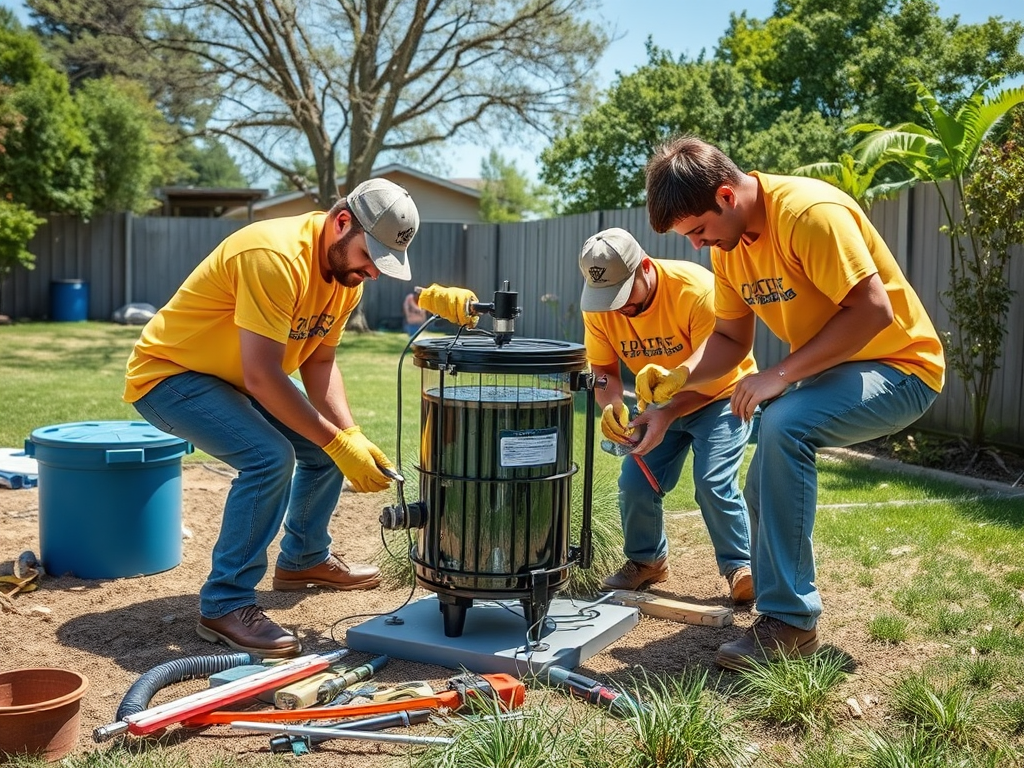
[{"xmin": 115, "ymin": 652, "xmax": 255, "ymax": 721}]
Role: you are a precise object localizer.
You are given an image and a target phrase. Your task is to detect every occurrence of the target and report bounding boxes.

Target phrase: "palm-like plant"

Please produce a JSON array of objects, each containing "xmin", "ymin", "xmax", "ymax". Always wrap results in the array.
[
  {"xmin": 793, "ymin": 148, "xmax": 914, "ymax": 211},
  {"xmin": 840, "ymin": 78, "xmax": 1024, "ymax": 445}
]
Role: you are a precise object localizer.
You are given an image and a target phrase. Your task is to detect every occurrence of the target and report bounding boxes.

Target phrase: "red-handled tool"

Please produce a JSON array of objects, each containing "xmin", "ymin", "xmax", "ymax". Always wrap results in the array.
[
  {"xmin": 93, "ymin": 650, "xmax": 348, "ymax": 741},
  {"xmin": 186, "ymin": 672, "xmax": 524, "ymax": 726}
]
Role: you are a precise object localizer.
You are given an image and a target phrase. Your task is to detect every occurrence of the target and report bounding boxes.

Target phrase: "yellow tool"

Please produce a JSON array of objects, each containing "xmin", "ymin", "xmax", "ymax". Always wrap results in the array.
[
  {"xmin": 275, "ymin": 672, "xmax": 343, "ymax": 710},
  {"xmin": 370, "ymin": 681, "xmax": 433, "ymax": 702}
]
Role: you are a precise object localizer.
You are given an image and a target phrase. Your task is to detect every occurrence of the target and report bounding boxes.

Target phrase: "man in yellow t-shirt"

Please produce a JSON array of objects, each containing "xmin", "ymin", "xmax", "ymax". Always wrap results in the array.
[
  {"xmin": 580, "ymin": 228, "xmax": 757, "ymax": 602},
  {"xmin": 124, "ymin": 178, "xmax": 475, "ymax": 658},
  {"xmin": 642, "ymin": 136, "xmax": 944, "ymax": 670}
]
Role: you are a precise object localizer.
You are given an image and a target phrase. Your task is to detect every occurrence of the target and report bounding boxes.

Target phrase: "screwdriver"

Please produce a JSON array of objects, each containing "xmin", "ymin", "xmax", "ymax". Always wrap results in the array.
[{"xmin": 543, "ymin": 665, "xmax": 645, "ymax": 719}]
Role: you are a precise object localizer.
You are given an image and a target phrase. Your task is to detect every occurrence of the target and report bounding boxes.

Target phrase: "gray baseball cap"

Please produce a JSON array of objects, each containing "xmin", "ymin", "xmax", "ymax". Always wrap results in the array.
[
  {"xmin": 578, "ymin": 228, "xmax": 643, "ymax": 311},
  {"xmin": 347, "ymin": 178, "xmax": 419, "ymax": 281}
]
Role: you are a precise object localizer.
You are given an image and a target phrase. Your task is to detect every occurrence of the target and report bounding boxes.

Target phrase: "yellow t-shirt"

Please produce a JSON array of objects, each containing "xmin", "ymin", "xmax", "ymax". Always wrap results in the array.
[
  {"xmin": 583, "ymin": 259, "xmax": 758, "ymax": 402},
  {"xmin": 711, "ymin": 173, "xmax": 945, "ymax": 393},
  {"xmin": 123, "ymin": 212, "xmax": 361, "ymax": 402}
]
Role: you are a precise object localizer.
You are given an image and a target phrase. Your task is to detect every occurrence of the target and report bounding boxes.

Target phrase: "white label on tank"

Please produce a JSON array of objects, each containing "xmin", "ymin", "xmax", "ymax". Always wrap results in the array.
[{"xmin": 499, "ymin": 428, "xmax": 558, "ymax": 467}]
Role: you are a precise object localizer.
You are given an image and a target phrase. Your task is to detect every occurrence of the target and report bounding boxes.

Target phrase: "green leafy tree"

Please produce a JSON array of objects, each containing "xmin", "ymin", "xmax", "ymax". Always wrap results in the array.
[
  {"xmin": 479, "ymin": 150, "xmax": 552, "ymax": 222},
  {"xmin": 0, "ymin": 200, "xmax": 45, "ymax": 317},
  {"xmin": 75, "ymin": 77, "xmax": 170, "ymax": 214},
  {"xmin": 31, "ymin": 0, "xmax": 609, "ymax": 207},
  {"xmin": 0, "ymin": 11, "xmax": 94, "ymax": 217},
  {"xmin": 853, "ymin": 78, "xmax": 1024, "ymax": 445},
  {"xmin": 171, "ymin": 138, "xmax": 248, "ymax": 189}
]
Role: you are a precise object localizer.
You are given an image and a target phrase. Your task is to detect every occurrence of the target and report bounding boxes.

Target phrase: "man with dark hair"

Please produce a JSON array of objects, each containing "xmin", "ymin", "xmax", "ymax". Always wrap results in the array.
[
  {"xmin": 641, "ymin": 135, "xmax": 944, "ymax": 669},
  {"xmin": 579, "ymin": 227, "xmax": 755, "ymax": 602},
  {"xmin": 124, "ymin": 179, "xmax": 474, "ymax": 657}
]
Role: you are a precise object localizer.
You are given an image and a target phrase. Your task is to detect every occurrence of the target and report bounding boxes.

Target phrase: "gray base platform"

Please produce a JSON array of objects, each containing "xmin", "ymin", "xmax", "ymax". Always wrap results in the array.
[{"xmin": 346, "ymin": 595, "xmax": 638, "ymax": 676}]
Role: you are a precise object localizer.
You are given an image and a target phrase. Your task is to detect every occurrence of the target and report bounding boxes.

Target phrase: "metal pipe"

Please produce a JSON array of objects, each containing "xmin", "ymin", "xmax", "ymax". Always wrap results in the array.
[{"xmin": 231, "ymin": 720, "xmax": 454, "ymax": 746}]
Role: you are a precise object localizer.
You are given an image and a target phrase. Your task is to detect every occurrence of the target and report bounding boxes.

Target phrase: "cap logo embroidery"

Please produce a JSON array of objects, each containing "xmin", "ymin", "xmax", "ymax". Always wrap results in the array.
[
  {"xmin": 588, "ymin": 266, "xmax": 607, "ymax": 284},
  {"xmin": 395, "ymin": 226, "xmax": 415, "ymax": 246}
]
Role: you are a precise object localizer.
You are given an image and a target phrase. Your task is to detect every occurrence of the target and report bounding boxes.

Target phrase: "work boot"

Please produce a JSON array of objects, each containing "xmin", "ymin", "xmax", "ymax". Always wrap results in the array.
[
  {"xmin": 715, "ymin": 614, "xmax": 820, "ymax": 671},
  {"xmin": 273, "ymin": 553, "xmax": 380, "ymax": 591},
  {"xmin": 196, "ymin": 605, "xmax": 301, "ymax": 658},
  {"xmin": 600, "ymin": 557, "xmax": 670, "ymax": 591},
  {"xmin": 726, "ymin": 566, "xmax": 755, "ymax": 604}
]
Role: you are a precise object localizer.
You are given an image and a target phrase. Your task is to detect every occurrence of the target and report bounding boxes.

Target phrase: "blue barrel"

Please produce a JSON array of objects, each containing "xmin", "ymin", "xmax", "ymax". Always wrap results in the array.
[
  {"xmin": 25, "ymin": 421, "xmax": 194, "ymax": 579},
  {"xmin": 50, "ymin": 279, "xmax": 89, "ymax": 321}
]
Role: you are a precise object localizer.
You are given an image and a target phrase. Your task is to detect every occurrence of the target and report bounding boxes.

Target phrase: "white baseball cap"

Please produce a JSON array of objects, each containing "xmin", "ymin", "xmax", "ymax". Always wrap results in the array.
[
  {"xmin": 578, "ymin": 228, "xmax": 643, "ymax": 311},
  {"xmin": 347, "ymin": 178, "xmax": 419, "ymax": 281}
]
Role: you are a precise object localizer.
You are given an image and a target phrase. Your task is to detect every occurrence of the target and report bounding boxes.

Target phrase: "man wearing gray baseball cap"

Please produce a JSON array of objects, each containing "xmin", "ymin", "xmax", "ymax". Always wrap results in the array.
[
  {"xmin": 123, "ymin": 178, "xmax": 471, "ymax": 657},
  {"xmin": 580, "ymin": 227, "xmax": 756, "ymax": 603}
]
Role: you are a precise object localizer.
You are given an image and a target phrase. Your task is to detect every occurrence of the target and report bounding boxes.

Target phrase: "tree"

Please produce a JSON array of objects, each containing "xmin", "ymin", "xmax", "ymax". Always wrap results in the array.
[
  {"xmin": 172, "ymin": 138, "xmax": 249, "ymax": 189},
  {"xmin": 75, "ymin": 77, "xmax": 174, "ymax": 214},
  {"xmin": 541, "ymin": 1, "xmax": 1023, "ymax": 214},
  {"xmin": 479, "ymin": 150, "xmax": 552, "ymax": 222},
  {"xmin": 852, "ymin": 78, "xmax": 1024, "ymax": 446},
  {"xmin": 32, "ymin": 0, "xmax": 608, "ymax": 207}
]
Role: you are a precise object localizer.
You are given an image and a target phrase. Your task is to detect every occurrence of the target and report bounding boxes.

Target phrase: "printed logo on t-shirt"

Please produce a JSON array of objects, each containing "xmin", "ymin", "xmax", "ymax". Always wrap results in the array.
[
  {"xmin": 740, "ymin": 277, "xmax": 797, "ymax": 306},
  {"xmin": 618, "ymin": 335, "xmax": 685, "ymax": 359},
  {"xmin": 290, "ymin": 313, "xmax": 335, "ymax": 340}
]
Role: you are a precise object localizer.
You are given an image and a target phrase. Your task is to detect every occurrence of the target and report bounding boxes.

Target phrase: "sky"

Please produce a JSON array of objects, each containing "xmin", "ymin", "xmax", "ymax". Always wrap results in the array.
[{"xmin": 3, "ymin": 0, "xmax": 1022, "ymax": 182}]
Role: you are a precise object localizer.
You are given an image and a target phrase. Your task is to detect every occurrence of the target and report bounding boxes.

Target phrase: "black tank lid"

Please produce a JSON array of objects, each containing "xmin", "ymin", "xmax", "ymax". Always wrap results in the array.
[{"xmin": 412, "ymin": 336, "xmax": 587, "ymax": 374}]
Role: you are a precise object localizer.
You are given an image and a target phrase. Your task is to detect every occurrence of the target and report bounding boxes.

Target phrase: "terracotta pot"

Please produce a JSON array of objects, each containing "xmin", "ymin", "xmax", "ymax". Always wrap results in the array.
[{"xmin": 0, "ymin": 667, "xmax": 89, "ymax": 762}]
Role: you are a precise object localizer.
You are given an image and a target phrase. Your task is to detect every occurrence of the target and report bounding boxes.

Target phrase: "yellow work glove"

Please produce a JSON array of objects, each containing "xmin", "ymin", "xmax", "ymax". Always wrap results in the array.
[
  {"xmin": 417, "ymin": 284, "xmax": 479, "ymax": 327},
  {"xmin": 635, "ymin": 364, "xmax": 689, "ymax": 411},
  {"xmin": 600, "ymin": 403, "xmax": 635, "ymax": 445},
  {"xmin": 322, "ymin": 426, "xmax": 393, "ymax": 493}
]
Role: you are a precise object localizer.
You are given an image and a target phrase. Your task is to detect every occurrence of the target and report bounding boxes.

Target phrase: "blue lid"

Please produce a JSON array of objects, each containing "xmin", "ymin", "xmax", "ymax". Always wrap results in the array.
[{"xmin": 28, "ymin": 421, "xmax": 186, "ymax": 449}]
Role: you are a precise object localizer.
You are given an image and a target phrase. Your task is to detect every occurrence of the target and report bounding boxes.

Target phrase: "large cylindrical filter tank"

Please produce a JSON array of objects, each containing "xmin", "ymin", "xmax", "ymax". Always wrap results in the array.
[{"xmin": 411, "ymin": 336, "xmax": 589, "ymax": 639}]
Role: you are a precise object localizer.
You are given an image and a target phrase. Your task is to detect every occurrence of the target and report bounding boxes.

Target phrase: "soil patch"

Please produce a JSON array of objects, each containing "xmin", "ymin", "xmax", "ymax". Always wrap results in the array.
[{"xmin": 0, "ymin": 458, "xmax": 996, "ymax": 766}]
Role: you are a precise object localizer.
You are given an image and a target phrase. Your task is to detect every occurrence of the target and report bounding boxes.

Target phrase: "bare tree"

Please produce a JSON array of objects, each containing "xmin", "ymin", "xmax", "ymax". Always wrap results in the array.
[{"xmin": 35, "ymin": 0, "xmax": 608, "ymax": 206}]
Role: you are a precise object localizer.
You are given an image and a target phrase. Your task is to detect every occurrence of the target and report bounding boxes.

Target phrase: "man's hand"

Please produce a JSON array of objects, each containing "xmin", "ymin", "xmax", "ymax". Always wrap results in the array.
[
  {"xmin": 628, "ymin": 405, "xmax": 675, "ymax": 456},
  {"xmin": 600, "ymin": 403, "xmax": 636, "ymax": 445},
  {"xmin": 635, "ymin": 364, "xmax": 689, "ymax": 411},
  {"xmin": 322, "ymin": 426, "xmax": 393, "ymax": 493},
  {"xmin": 417, "ymin": 284, "xmax": 479, "ymax": 326},
  {"xmin": 729, "ymin": 370, "xmax": 788, "ymax": 421}
]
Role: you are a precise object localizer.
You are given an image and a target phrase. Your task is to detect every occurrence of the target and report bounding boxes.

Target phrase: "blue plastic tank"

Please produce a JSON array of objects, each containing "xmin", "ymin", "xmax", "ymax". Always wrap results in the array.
[
  {"xmin": 50, "ymin": 279, "xmax": 89, "ymax": 321},
  {"xmin": 25, "ymin": 421, "xmax": 194, "ymax": 579}
]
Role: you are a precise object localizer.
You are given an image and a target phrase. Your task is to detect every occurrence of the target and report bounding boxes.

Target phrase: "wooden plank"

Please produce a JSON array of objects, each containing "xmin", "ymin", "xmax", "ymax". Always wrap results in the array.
[{"xmin": 606, "ymin": 590, "xmax": 733, "ymax": 628}]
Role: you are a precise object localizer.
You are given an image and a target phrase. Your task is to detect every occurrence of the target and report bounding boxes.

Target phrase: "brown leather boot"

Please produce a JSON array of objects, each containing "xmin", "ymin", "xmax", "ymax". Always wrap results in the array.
[
  {"xmin": 273, "ymin": 553, "xmax": 380, "ymax": 591},
  {"xmin": 726, "ymin": 566, "xmax": 755, "ymax": 604},
  {"xmin": 600, "ymin": 557, "xmax": 670, "ymax": 591},
  {"xmin": 196, "ymin": 605, "xmax": 301, "ymax": 658},
  {"xmin": 715, "ymin": 615, "xmax": 820, "ymax": 670}
]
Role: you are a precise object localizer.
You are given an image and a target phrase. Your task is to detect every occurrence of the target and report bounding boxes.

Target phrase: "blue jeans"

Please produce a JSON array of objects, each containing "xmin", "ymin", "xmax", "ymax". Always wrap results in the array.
[
  {"xmin": 619, "ymin": 399, "xmax": 752, "ymax": 575},
  {"xmin": 133, "ymin": 372, "xmax": 343, "ymax": 619},
  {"xmin": 746, "ymin": 362, "xmax": 938, "ymax": 630}
]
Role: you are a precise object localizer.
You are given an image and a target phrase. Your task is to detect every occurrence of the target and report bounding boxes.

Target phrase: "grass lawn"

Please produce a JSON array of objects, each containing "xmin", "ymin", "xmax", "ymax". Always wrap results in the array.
[{"xmin": 2, "ymin": 321, "xmax": 1023, "ymax": 768}]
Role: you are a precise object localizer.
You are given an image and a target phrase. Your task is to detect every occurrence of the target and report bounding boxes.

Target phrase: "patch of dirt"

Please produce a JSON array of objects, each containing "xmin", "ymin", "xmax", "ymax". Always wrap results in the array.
[
  {"xmin": 853, "ymin": 429, "xmax": 1024, "ymax": 488},
  {"xmin": 0, "ymin": 460, "xmax": 976, "ymax": 766}
]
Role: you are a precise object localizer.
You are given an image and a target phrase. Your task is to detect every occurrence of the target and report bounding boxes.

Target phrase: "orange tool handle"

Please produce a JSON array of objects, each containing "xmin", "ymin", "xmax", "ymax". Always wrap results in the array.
[{"xmin": 187, "ymin": 673, "xmax": 525, "ymax": 726}]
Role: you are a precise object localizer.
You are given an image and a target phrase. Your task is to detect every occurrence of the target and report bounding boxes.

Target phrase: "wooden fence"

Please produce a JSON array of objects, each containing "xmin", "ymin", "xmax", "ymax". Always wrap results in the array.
[{"xmin": 3, "ymin": 186, "xmax": 1022, "ymax": 448}]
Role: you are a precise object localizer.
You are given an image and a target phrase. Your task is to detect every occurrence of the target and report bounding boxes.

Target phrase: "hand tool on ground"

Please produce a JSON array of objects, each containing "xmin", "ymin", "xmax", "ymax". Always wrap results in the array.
[
  {"xmin": 93, "ymin": 650, "xmax": 349, "ymax": 741},
  {"xmin": 313, "ymin": 654, "xmax": 389, "ymax": 705},
  {"xmin": 369, "ymin": 681, "xmax": 433, "ymax": 702},
  {"xmin": 189, "ymin": 672, "xmax": 524, "ymax": 726},
  {"xmin": 0, "ymin": 550, "xmax": 41, "ymax": 598},
  {"xmin": 274, "ymin": 671, "xmax": 344, "ymax": 710},
  {"xmin": 268, "ymin": 708, "xmax": 433, "ymax": 755},
  {"xmin": 543, "ymin": 665, "xmax": 645, "ymax": 718},
  {"xmin": 600, "ymin": 439, "xmax": 664, "ymax": 497},
  {"xmin": 233, "ymin": 719, "xmax": 453, "ymax": 747}
]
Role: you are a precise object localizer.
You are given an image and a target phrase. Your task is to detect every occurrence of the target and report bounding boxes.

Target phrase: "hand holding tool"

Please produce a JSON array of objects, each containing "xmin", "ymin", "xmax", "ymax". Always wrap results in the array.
[
  {"xmin": 635, "ymin": 364, "xmax": 689, "ymax": 411},
  {"xmin": 322, "ymin": 427, "xmax": 392, "ymax": 493},
  {"xmin": 415, "ymin": 284, "xmax": 480, "ymax": 327},
  {"xmin": 599, "ymin": 439, "xmax": 664, "ymax": 498},
  {"xmin": 94, "ymin": 650, "xmax": 349, "ymax": 741},
  {"xmin": 190, "ymin": 672, "xmax": 525, "ymax": 726},
  {"xmin": 600, "ymin": 403, "xmax": 635, "ymax": 445},
  {"xmin": 543, "ymin": 665, "xmax": 645, "ymax": 719}
]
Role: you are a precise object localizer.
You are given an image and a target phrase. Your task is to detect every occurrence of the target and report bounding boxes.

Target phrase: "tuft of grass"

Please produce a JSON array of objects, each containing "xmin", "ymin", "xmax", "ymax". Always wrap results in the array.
[
  {"xmin": 972, "ymin": 627, "xmax": 1024, "ymax": 656},
  {"xmin": 890, "ymin": 674, "xmax": 980, "ymax": 748},
  {"xmin": 780, "ymin": 738, "xmax": 859, "ymax": 768},
  {"xmin": 624, "ymin": 670, "xmax": 748, "ymax": 768},
  {"xmin": 734, "ymin": 651, "xmax": 848, "ymax": 730},
  {"xmin": 863, "ymin": 729, "xmax": 952, "ymax": 768},
  {"xmin": 992, "ymin": 697, "xmax": 1024, "ymax": 735},
  {"xmin": 416, "ymin": 696, "xmax": 624, "ymax": 768},
  {"xmin": 868, "ymin": 613, "xmax": 909, "ymax": 644},
  {"xmin": 961, "ymin": 656, "xmax": 1001, "ymax": 689}
]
